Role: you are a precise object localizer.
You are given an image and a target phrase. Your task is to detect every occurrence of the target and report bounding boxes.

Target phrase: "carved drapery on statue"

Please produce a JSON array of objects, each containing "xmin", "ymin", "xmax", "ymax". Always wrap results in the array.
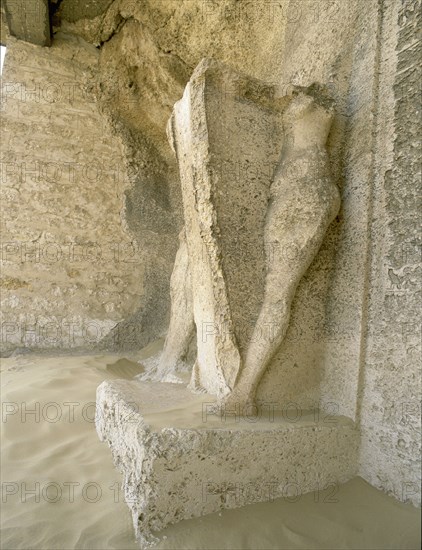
[{"xmin": 156, "ymin": 59, "xmax": 340, "ymax": 404}]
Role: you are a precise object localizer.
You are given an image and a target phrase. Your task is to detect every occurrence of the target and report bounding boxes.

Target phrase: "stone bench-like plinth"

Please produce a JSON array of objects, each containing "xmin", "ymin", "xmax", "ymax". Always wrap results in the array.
[{"xmin": 96, "ymin": 379, "xmax": 358, "ymax": 546}]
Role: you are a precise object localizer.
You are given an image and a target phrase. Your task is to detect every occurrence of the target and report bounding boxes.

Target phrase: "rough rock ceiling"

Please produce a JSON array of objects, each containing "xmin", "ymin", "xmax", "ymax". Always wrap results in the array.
[{"xmin": 2, "ymin": 0, "xmax": 51, "ymax": 46}]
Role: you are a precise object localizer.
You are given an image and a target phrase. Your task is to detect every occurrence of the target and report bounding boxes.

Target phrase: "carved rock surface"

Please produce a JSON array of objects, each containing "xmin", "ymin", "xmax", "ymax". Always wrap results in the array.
[
  {"xmin": 96, "ymin": 378, "xmax": 359, "ymax": 545},
  {"xmin": 167, "ymin": 59, "xmax": 286, "ymax": 398},
  {"xmin": 228, "ymin": 90, "xmax": 341, "ymax": 404},
  {"xmin": 167, "ymin": 60, "xmax": 340, "ymax": 402}
]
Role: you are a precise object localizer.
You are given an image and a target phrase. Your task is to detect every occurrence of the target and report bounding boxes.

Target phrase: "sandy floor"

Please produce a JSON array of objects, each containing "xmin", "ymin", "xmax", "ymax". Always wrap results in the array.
[{"xmin": 0, "ymin": 351, "xmax": 420, "ymax": 550}]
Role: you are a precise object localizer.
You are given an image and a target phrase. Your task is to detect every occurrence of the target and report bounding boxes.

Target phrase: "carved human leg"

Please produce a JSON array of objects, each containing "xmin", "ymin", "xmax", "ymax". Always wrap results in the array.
[
  {"xmin": 224, "ymin": 91, "xmax": 341, "ymax": 407},
  {"xmin": 148, "ymin": 228, "xmax": 195, "ymax": 381}
]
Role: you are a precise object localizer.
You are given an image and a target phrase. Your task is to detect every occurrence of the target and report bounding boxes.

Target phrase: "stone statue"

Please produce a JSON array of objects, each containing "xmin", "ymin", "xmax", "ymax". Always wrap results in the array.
[
  {"xmin": 153, "ymin": 60, "xmax": 340, "ymax": 406},
  {"xmin": 224, "ymin": 89, "xmax": 340, "ymax": 407}
]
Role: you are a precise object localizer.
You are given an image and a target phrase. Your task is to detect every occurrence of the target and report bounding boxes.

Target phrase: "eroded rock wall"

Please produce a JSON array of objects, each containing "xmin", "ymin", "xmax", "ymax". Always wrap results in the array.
[
  {"xmin": 0, "ymin": 33, "xmax": 146, "ymax": 354},
  {"xmin": 1, "ymin": 1, "xmax": 290, "ymax": 355},
  {"xmin": 359, "ymin": 0, "xmax": 421, "ymax": 505}
]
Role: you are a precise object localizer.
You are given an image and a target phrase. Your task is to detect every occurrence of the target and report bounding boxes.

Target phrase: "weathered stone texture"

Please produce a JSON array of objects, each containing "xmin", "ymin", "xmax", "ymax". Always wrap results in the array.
[
  {"xmin": 96, "ymin": 378, "xmax": 359, "ymax": 545},
  {"xmin": 0, "ymin": 33, "xmax": 144, "ymax": 354},
  {"xmin": 359, "ymin": 0, "xmax": 421, "ymax": 505},
  {"xmin": 167, "ymin": 59, "xmax": 288, "ymax": 397},
  {"xmin": 254, "ymin": 0, "xmax": 382, "ymax": 418},
  {"xmin": 0, "ymin": 0, "xmax": 420, "ymax": 507},
  {"xmin": 3, "ymin": 0, "xmax": 51, "ymax": 46},
  {"xmin": 1, "ymin": 2, "xmax": 11, "ymax": 45}
]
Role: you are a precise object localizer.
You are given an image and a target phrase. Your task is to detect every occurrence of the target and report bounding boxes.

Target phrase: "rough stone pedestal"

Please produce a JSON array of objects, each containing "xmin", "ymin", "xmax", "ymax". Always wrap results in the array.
[{"xmin": 96, "ymin": 379, "xmax": 358, "ymax": 546}]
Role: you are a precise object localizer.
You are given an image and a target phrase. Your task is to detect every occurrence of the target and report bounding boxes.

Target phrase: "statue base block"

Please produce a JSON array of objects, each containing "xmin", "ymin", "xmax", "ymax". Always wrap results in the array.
[{"xmin": 96, "ymin": 379, "xmax": 358, "ymax": 546}]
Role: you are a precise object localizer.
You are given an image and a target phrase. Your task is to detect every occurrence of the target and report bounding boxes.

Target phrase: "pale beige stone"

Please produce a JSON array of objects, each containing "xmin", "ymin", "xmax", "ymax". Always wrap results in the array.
[
  {"xmin": 166, "ymin": 60, "xmax": 340, "ymax": 405},
  {"xmin": 166, "ymin": 59, "xmax": 284, "ymax": 398},
  {"xmin": 0, "ymin": 0, "xmax": 419, "ymax": 520},
  {"xmin": 96, "ymin": 378, "xmax": 359, "ymax": 546},
  {"xmin": 141, "ymin": 228, "xmax": 195, "ymax": 383},
  {"xmin": 227, "ymin": 90, "xmax": 340, "ymax": 405}
]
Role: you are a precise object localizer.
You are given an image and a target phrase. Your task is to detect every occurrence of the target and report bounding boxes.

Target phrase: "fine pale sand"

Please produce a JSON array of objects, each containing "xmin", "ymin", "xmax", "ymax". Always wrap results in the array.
[{"xmin": 1, "ymin": 349, "xmax": 420, "ymax": 550}]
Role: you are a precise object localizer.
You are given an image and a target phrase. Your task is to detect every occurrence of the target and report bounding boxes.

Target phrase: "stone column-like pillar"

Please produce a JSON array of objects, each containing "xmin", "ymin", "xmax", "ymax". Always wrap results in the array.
[{"xmin": 167, "ymin": 59, "xmax": 285, "ymax": 398}]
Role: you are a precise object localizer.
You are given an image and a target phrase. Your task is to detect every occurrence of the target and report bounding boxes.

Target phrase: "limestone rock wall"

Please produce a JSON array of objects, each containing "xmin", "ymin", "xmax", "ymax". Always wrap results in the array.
[
  {"xmin": 359, "ymin": 0, "xmax": 421, "ymax": 505},
  {"xmin": 0, "ymin": 33, "xmax": 146, "ymax": 354},
  {"xmin": 263, "ymin": 0, "xmax": 420, "ymax": 504}
]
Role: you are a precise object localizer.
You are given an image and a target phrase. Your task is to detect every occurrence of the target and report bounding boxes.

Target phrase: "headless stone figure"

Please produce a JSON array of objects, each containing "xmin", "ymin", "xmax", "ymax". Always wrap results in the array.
[{"xmin": 224, "ymin": 90, "xmax": 341, "ymax": 407}]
